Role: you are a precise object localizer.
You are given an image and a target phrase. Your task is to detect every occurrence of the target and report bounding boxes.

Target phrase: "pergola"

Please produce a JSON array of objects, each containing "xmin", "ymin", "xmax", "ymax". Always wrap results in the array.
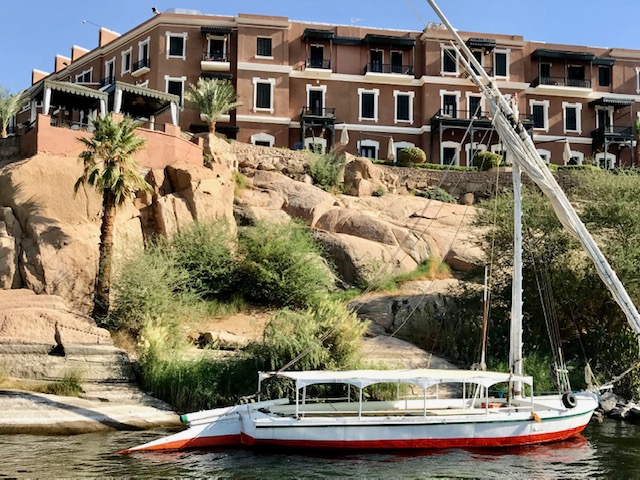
[
  {"xmin": 103, "ymin": 81, "xmax": 181, "ymax": 125},
  {"xmin": 26, "ymin": 80, "xmax": 108, "ymax": 124}
]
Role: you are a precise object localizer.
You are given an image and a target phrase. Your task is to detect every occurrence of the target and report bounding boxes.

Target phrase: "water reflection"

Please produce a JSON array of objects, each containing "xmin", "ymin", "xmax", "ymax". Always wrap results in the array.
[{"xmin": 0, "ymin": 422, "xmax": 636, "ymax": 479}]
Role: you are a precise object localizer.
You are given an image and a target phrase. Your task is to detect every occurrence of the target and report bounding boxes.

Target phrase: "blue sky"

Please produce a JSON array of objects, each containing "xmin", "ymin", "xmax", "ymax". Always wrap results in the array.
[{"xmin": 1, "ymin": 1, "xmax": 639, "ymax": 93}]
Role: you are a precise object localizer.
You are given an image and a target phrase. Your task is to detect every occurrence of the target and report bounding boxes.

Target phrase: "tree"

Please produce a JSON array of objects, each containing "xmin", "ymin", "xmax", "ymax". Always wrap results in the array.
[
  {"xmin": 75, "ymin": 115, "xmax": 151, "ymax": 319},
  {"xmin": 184, "ymin": 78, "xmax": 241, "ymax": 133},
  {"xmin": 0, "ymin": 87, "xmax": 26, "ymax": 138}
]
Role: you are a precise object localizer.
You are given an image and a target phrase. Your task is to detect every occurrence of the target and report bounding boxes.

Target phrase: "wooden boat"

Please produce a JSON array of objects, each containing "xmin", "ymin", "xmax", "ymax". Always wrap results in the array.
[
  {"xmin": 121, "ymin": 0, "xmax": 640, "ymax": 454},
  {"xmin": 120, "ymin": 370, "xmax": 598, "ymax": 453}
]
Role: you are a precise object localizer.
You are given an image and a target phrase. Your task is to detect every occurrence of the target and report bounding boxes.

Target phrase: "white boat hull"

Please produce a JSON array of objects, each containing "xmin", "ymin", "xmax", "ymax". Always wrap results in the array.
[{"xmin": 122, "ymin": 393, "xmax": 598, "ymax": 453}]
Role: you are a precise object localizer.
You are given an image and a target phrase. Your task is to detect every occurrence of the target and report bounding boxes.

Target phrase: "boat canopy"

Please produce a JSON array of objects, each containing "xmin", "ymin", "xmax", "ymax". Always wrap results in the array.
[{"xmin": 259, "ymin": 369, "xmax": 533, "ymax": 390}]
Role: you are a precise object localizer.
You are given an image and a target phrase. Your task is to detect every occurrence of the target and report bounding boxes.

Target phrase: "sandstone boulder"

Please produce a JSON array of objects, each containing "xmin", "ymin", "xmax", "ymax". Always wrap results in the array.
[
  {"xmin": 251, "ymin": 171, "xmax": 337, "ymax": 226},
  {"xmin": 343, "ymin": 157, "xmax": 388, "ymax": 197}
]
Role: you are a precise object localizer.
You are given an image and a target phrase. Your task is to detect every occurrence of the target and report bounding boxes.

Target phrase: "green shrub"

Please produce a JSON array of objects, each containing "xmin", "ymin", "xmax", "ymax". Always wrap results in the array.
[
  {"xmin": 307, "ymin": 152, "xmax": 345, "ymax": 191},
  {"xmin": 414, "ymin": 187, "xmax": 456, "ymax": 203},
  {"xmin": 233, "ymin": 171, "xmax": 248, "ymax": 196},
  {"xmin": 557, "ymin": 165, "xmax": 600, "ymax": 171},
  {"xmin": 372, "ymin": 186, "xmax": 385, "ymax": 197},
  {"xmin": 237, "ymin": 221, "xmax": 335, "ymax": 308},
  {"xmin": 40, "ymin": 370, "xmax": 83, "ymax": 397},
  {"xmin": 398, "ymin": 147, "xmax": 426, "ymax": 166},
  {"xmin": 472, "ymin": 150, "xmax": 503, "ymax": 171},
  {"xmin": 109, "ymin": 243, "xmax": 195, "ymax": 335},
  {"xmin": 250, "ymin": 300, "xmax": 366, "ymax": 372},
  {"xmin": 170, "ymin": 221, "xmax": 238, "ymax": 300}
]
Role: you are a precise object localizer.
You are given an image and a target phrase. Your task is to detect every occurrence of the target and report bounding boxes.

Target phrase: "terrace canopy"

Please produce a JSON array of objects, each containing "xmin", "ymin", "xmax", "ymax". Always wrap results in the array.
[
  {"xmin": 104, "ymin": 82, "xmax": 181, "ymax": 125},
  {"xmin": 27, "ymin": 80, "xmax": 108, "ymax": 122}
]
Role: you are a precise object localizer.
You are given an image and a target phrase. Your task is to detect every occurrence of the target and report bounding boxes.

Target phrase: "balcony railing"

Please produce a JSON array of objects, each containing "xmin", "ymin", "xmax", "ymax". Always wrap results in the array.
[
  {"xmin": 305, "ymin": 59, "xmax": 331, "ymax": 69},
  {"xmin": 531, "ymin": 76, "xmax": 591, "ymax": 89},
  {"xmin": 301, "ymin": 107, "xmax": 336, "ymax": 118},
  {"xmin": 202, "ymin": 52, "xmax": 229, "ymax": 62},
  {"xmin": 99, "ymin": 76, "xmax": 115, "ymax": 87},
  {"xmin": 432, "ymin": 109, "xmax": 533, "ymax": 123},
  {"xmin": 133, "ymin": 58, "xmax": 151, "ymax": 72},
  {"xmin": 592, "ymin": 125, "xmax": 633, "ymax": 142},
  {"xmin": 364, "ymin": 63, "xmax": 414, "ymax": 75}
]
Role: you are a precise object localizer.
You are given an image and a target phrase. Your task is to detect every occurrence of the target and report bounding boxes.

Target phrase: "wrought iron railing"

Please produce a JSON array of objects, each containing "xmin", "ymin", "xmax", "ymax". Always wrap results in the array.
[
  {"xmin": 305, "ymin": 59, "xmax": 331, "ymax": 69},
  {"xmin": 364, "ymin": 63, "xmax": 414, "ymax": 75},
  {"xmin": 432, "ymin": 109, "xmax": 533, "ymax": 123},
  {"xmin": 301, "ymin": 107, "xmax": 336, "ymax": 118},
  {"xmin": 132, "ymin": 58, "xmax": 151, "ymax": 72},
  {"xmin": 592, "ymin": 125, "xmax": 633, "ymax": 140},
  {"xmin": 99, "ymin": 76, "xmax": 114, "ymax": 87},
  {"xmin": 202, "ymin": 52, "xmax": 229, "ymax": 62},
  {"xmin": 531, "ymin": 76, "xmax": 591, "ymax": 89},
  {"xmin": 49, "ymin": 118, "xmax": 91, "ymax": 131}
]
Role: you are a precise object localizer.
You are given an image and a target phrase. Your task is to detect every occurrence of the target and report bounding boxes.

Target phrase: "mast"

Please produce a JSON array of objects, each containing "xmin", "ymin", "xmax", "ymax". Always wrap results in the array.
[
  {"xmin": 510, "ymin": 163, "xmax": 524, "ymax": 396},
  {"xmin": 425, "ymin": 0, "xmax": 640, "ymax": 344}
]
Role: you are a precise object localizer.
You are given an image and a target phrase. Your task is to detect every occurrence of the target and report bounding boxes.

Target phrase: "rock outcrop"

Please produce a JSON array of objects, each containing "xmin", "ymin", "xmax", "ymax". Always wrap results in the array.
[{"xmin": 0, "ymin": 152, "xmax": 235, "ymax": 312}]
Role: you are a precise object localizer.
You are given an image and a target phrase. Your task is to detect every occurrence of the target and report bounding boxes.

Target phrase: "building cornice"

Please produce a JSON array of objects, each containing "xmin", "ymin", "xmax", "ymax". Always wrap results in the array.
[
  {"xmin": 236, "ymin": 114, "xmax": 291, "ymax": 125},
  {"xmin": 238, "ymin": 62, "xmax": 293, "ymax": 74}
]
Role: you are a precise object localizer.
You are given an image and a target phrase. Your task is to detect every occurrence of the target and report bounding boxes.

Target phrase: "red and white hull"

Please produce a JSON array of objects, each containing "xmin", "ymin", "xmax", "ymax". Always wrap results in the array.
[{"xmin": 121, "ymin": 392, "xmax": 597, "ymax": 453}]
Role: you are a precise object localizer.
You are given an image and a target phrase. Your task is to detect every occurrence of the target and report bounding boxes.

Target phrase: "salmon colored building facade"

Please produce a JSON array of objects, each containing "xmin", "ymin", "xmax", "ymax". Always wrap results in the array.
[{"xmin": 19, "ymin": 8, "xmax": 640, "ymax": 168}]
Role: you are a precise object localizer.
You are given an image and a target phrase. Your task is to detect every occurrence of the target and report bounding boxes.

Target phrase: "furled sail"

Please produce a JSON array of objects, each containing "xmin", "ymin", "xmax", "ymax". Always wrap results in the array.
[{"xmin": 426, "ymin": 0, "xmax": 640, "ymax": 339}]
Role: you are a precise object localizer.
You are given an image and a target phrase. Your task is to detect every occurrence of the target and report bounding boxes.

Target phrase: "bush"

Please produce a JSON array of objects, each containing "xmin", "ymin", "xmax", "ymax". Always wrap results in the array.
[
  {"xmin": 250, "ymin": 300, "xmax": 366, "ymax": 372},
  {"xmin": 414, "ymin": 187, "xmax": 456, "ymax": 203},
  {"xmin": 40, "ymin": 370, "xmax": 83, "ymax": 397},
  {"xmin": 307, "ymin": 152, "xmax": 345, "ymax": 191},
  {"xmin": 237, "ymin": 221, "xmax": 335, "ymax": 308},
  {"xmin": 398, "ymin": 147, "xmax": 426, "ymax": 166},
  {"xmin": 109, "ymin": 243, "xmax": 195, "ymax": 336},
  {"xmin": 372, "ymin": 186, "xmax": 385, "ymax": 197},
  {"xmin": 170, "ymin": 221, "xmax": 238, "ymax": 300},
  {"xmin": 472, "ymin": 150, "xmax": 502, "ymax": 171}
]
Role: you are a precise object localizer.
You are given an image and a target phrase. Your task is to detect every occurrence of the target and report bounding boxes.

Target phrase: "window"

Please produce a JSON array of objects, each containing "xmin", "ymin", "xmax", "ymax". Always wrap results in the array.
[
  {"xmin": 441, "ymin": 141, "xmax": 460, "ymax": 166},
  {"xmin": 358, "ymin": 88, "xmax": 379, "ymax": 122},
  {"xmin": 252, "ymin": 77, "xmax": 275, "ymax": 113},
  {"xmin": 370, "ymin": 50, "xmax": 383, "ymax": 73},
  {"xmin": 394, "ymin": 141, "xmax": 415, "ymax": 161},
  {"xmin": 137, "ymin": 37, "xmax": 150, "ymax": 70},
  {"xmin": 358, "ymin": 140, "xmax": 379, "ymax": 159},
  {"xmin": 491, "ymin": 144, "xmax": 508, "ymax": 163},
  {"xmin": 442, "ymin": 46, "xmax": 458, "ymax": 74},
  {"xmin": 393, "ymin": 90, "xmax": 414, "ymax": 123},
  {"xmin": 470, "ymin": 50, "xmax": 482, "ymax": 74},
  {"xmin": 530, "ymin": 99, "xmax": 549, "ymax": 131},
  {"xmin": 304, "ymin": 137, "xmax": 327, "ymax": 154},
  {"xmin": 566, "ymin": 151, "xmax": 584, "ymax": 166},
  {"xmin": 75, "ymin": 68, "xmax": 92, "ymax": 84},
  {"xmin": 257, "ymin": 37, "xmax": 273, "ymax": 57},
  {"xmin": 165, "ymin": 75, "xmax": 186, "ymax": 106},
  {"xmin": 596, "ymin": 106, "xmax": 613, "ymax": 130},
  {"xmin": 599, "ymin": 66, "xmax": 611, "ymax": 87},
  {"xmin": 207, "ymin": 37, "xmax": 227, "ymax": 61},
  {"xmin": 596, "ymin": 152, "xmax": 616, "ymax": 170},
  {"xmin": 251, "ymin": 133, "xmax": 275, "ymax": 147},
  {"xmin": 468, "ymin": 95, "xmax": 482, "ymax": 118},
  {"xmin": 391, "ymin": 51, "xmax": 403, "ymax": 73},
  {"xmin": 494, "ymin": 50, "xmax": 508, "ymax": 77},
  {"xmin": 121, "ymin": 48, "xmax": 132, "ymax": 74},
  {"xmin": 166, "ymin": 32, "xmax": 187, "ymax": 59},
  {"xmin": 441, "ymin": 91, "xmax": 459, "ymax": 118},
  {"xmin": 306, "ymin": 84, "xmax": 327, "ymax": 116},
  {"xmin": 563, "ymin": 102, "xmax": 582, "ymax": 133},
  {"xmin": 309, "ymin": 45, "xmax": 324, "ymax": 68},
  {"xmin": 540, "ymin": 62, "xmax": 551, "ymax": 80},
  {"xmin": 537, "ymin": 149, "xmax": 551, "ymax": 163},
  {"xmin": 104, "ymin": 58, "xmax": 115, "ymax": 85}
]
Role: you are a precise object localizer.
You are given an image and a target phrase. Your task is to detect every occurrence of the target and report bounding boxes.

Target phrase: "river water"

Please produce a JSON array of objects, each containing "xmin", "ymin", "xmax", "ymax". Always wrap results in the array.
[{"xmin": 1, "ymin": 420, "xmax": 638, "ymax": 479}]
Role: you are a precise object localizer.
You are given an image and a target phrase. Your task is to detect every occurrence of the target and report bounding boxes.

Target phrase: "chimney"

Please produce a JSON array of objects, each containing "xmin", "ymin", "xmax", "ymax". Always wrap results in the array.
[
  {"xmin": 32, "ymin": 69, "xmax": 49, "ymax": 85},
  {"xmin": 55, "ymin": 55, "xmax": 71, "ymax": 73},
  {"xmin": 99, "ymin": 27, "xmax": 121, "ymax": 47},
  {"xmin": 71, "ymin": 45, "xmax": 90, "ymax": 62}
]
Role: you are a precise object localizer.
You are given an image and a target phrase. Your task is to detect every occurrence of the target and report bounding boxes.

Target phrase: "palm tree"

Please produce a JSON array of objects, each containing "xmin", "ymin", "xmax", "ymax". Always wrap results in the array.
[
  {"xmin": 75, "ymin": 115, "xmax": 151, "ymax": 319},
  {"xmin": 0, "ymin": 87, "xmax": 26, "ymax": 138},
  {"xmin": 185, "ymin": 78, "xmax": 241, "ymax": 133}
]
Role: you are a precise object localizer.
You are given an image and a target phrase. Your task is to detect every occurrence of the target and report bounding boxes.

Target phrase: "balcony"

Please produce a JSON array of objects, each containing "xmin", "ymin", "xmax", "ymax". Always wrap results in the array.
[
  {"xmin": 305, "ymin": 59, "xmax": 331, "ymax": 70},
  {"xmin": 99, "ymin": 76, "xmax": 115, "ymax": 88},
  {"xmin": 592, "ymin": 125, "xmax": 633, "ymax": 144},
  {"xmin": 364, "ymin": 63, "xmax": 414, "ymax": 75},
  {"xmin": 301, "ymin": 107, "xmax": 336, "ymax": 118},
  {"xmin": 531, "ymin": 76, "xmax": 591, "ymax": 89},
  {"xmin": 131, "ymin": 58, "xmax": 151, "ymax": 77},
  {"xmin": 431, "ymin": 109, "xmax": 533, "ymax": 129},
  {"xmin": 201, "ymin": 52, "xmax": 230, "ymax": 72}
]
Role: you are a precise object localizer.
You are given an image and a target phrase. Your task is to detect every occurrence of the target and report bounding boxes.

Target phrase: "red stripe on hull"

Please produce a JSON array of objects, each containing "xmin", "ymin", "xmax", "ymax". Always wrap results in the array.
[
  {"xmin": 118, "ymin": 434, "xmax": 241, "ymax": 454},
  {"xmin": 242, "ymin": 425, "xmax": 587, "ymax": 450}
]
